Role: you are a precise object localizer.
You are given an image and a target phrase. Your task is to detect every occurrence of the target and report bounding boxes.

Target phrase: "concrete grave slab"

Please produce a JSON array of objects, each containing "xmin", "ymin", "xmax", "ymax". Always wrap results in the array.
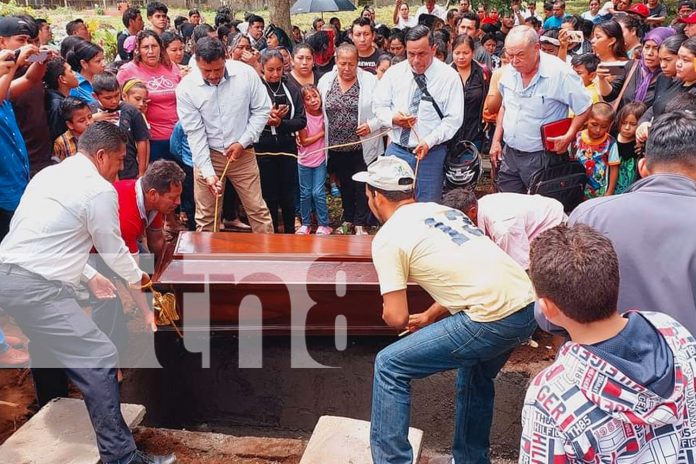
[
  {"xmin": 0, "ymin": 397, "xmax": 145, "ymax": 464},
  {"xmin": 300, "ymin": 415, "xmax": 423, "ymax": 464}
]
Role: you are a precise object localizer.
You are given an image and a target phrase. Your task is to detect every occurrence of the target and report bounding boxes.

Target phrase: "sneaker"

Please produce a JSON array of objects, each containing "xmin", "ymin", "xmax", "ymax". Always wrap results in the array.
[
  {"xmin": 334, "ymin": 222, "xmax": 353, "ymax": 235},
  {"xmin": 330, "ymin": 184, "xmax": 341, "ymax": 197},
  {"xmin": 0, "ymin": 346, "xmax": 29, "ymax": 366},
  {"xmin": 316, "ymin": 226, "xmax": 333, "ymax": 235},
  {"xmin": 121, "ymin": 449, "xmax": 177, "ymax": 464},
  {"xmin": 295, "ymin": 225, "xmax": 310, "ymax": 235},
  {"xmin": 427, "ymin": 457, "xmax": 454, "ymax": 464},
  {"xmin": 354, "ymin": 225, "xmax": 368, "ymax": 235}
]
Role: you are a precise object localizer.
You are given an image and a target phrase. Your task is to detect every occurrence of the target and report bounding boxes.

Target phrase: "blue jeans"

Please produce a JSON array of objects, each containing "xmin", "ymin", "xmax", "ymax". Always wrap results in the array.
[
  {"xmin": 385, "ymin": 143, "xmax": 447, "ymax": 203},
  {"xmin": 370, "ymin": 303, "xmax": 536, "ymax": 464},
  {"xmin": 298, "ymin": 162, "xmax": 329, "ymax": 227},
  {"xmin": 150, "ymin": 139, "xmax": 177, "ymax": 163}
]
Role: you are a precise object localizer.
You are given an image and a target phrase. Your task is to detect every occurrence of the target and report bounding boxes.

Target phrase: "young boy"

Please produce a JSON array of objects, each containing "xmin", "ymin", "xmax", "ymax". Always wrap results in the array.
[
  {"xmin": 571, "ymin": 52, "xmax": 601, "ymax": 104},
  {"xmin": 573, "ymin": 102, "xmax": 619, "ymax": 198},
  {"xmin": 92, "ymin": 72, "xmax": 149, "ymax": 179},
  {"xmin": 53, "ymin": 97, "xmax": 92, "ymax": 162},
  {"xmin": 522, "ymin": 223, "xmax": 696, "ymax": 462},
  {"xmin": 44, "ymin": 57, "xmax": 80, "ymax": 142}
]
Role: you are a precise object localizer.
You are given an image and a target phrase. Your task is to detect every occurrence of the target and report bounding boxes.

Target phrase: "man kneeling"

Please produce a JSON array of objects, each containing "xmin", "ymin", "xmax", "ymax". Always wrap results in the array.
[
  {"xmin": 523, "ymin": 223, "xmax": 696, "ymax": 463},
  {"xmin": 355, "ymin": 157, "xmax": 537, "ymax": 464}
]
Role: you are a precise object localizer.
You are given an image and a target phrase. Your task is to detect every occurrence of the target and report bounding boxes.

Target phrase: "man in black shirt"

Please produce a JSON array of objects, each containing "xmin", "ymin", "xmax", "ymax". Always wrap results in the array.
[
  {"xmin": 352, "ymin": 17, "xmax": 381, "ymax": 74},
  {"xmin": 117, "ymin": 7, "xmax": 144, "ymax": 62}
]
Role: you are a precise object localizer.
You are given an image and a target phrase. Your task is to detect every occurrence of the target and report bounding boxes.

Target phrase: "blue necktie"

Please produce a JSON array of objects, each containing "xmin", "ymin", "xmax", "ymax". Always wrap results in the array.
[{"xmin": 400, "ymin": 74, "xmax": 425, "ymax": 147}]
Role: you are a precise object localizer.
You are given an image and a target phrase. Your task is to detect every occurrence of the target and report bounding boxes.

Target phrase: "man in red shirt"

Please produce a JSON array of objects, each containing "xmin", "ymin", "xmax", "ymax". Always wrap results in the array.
[
  {"xmin": 114, "ymin": 160, "xmax": 184, "ymax": 266},
  {"xmin": 92, "ymin": 160, "xmax": 184, "ymax": 370}
]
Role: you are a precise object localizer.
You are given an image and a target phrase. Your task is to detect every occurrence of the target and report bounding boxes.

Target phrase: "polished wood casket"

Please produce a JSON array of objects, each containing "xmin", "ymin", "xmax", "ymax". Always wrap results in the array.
[{"xmin": 154, "ymin": 232, "xmax": 433, "ymax": 335}]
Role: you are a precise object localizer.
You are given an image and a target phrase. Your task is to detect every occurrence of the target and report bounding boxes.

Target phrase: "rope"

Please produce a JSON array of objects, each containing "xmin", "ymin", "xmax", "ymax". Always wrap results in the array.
[
  {"xmin": 141, "ymin": 281, "xmax": 183, "ymax": 338},
  {"xmin": 212, "ymin": 129, "xmax": 391, "ymax": 232}
]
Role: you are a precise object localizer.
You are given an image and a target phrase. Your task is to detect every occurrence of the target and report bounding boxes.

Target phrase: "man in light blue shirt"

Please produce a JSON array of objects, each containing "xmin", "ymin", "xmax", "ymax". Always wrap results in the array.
[
  {"xmin": 490, "ymin": 26, "xmax": 591, "ymax": 193},
  {"xmin": 373, "ymin": 25, "xmax": 463, "ymax": 202}
]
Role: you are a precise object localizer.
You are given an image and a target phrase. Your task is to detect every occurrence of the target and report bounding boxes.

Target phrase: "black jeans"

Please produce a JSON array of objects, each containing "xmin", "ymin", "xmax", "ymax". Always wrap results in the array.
[
  {"xmin": 0, "ymin": 264, "xmax": 136, "ymax": 463},
  {"xmin": 257, "ymin": 154, "xmax": 298, "ymax": 234},
  {"xmin": 0, "ymin": 207, "xmax": 12, "ymax": 242},
  {"xmin": 329, "ymin": 149, "xmax": 369, "ymax": 226}
]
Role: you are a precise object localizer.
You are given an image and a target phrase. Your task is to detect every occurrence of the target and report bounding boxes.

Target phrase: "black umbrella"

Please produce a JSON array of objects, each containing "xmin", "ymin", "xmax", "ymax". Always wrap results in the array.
[{"xmin": 290, "ymin": 0, "xmax": 356, "ymax": 15}]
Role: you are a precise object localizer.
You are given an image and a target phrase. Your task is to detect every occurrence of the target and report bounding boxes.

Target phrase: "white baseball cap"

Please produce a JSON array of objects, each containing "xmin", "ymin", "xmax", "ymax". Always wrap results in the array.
[{"xmin": 352, "ymin": 157, "xmax": 415, "ymax": 192}]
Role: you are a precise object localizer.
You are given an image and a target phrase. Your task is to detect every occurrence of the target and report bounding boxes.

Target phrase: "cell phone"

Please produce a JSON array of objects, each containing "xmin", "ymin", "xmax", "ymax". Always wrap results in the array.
[
  {"xmin": 5, "ymin": 49, "xmax": 21, "ymax": 62},
  {"xmin": 27, "ymin": 50, "xmax": 48, "ymax": 64},
  {"xmin": 599, "ymin": 63, "xmax": 625, "ymax": 77},
  {"xmin": 273, "ymin": 93, "xmax": 288, "ymax": 108},
  {"xmin": 567, "ymin": 30, "xmax": 583, "ymax": 44}
]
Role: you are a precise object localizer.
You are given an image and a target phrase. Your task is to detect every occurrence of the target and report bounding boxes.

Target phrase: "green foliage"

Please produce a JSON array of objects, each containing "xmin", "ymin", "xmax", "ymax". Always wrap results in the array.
[
  {"xmin": 0, "ymin": 0, "xmax": 34, "ymax": 17},
  {"xmin": 90, "ymin": 23, "xmax": 118, "ymax": 62}
]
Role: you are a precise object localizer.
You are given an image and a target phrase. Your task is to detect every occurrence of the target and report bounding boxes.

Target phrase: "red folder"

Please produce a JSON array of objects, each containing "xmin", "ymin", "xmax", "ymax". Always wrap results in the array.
[{"xmin": 541, "ymin": 118, "xmax": 573, "ymax": 151}]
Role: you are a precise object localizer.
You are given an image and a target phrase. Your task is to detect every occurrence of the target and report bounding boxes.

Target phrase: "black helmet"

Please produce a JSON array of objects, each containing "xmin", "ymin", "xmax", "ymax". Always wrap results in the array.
[{"xmin": 444, "ymin": 141, "xmax": 482, "ymax": 190}]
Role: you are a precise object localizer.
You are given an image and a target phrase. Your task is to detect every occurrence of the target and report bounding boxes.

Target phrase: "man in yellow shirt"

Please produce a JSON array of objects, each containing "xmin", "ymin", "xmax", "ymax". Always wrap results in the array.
[{"xmin": 354, "ymin": 157, "xmax": 537, "ymax": 464}]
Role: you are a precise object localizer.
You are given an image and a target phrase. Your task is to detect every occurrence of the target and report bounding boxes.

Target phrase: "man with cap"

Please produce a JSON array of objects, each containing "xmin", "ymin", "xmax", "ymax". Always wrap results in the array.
[
  {"xmin": 0, "ymin": 15, "xmax": 54, "ymax": 176},
  {"xmin": 358, "ymin": 156, "xmax": 537, "ymax": 464},
  {"xmin": 0, "ymin": 16, "xmax": 44, "ymax": 241},
  {"xmin": 679, "ymin": 11, "xmax": 696, "ymax": 37}
]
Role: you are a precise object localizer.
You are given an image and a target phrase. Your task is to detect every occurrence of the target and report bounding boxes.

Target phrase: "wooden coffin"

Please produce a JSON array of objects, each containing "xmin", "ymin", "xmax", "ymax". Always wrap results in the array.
[{"xmin": 153, "ymin": 232, "xmax": 433, "ymax": 335}]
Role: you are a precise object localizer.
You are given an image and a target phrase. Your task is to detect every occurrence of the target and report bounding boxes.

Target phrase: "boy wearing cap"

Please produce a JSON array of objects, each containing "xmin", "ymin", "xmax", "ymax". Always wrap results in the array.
[
  {"xmin": 522, "ymin": 223, "xmax": 696, "ymax": 463},
  {"xmin": 356, "ymin": 157, "xmax": 537, "ymax": 464}
]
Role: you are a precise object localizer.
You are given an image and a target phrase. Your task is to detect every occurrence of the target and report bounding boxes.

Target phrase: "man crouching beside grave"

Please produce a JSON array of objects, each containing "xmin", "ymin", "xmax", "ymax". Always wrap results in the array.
[{"xmin": 354, "ymin": 157, "xmax": 537, "ymax": 464}]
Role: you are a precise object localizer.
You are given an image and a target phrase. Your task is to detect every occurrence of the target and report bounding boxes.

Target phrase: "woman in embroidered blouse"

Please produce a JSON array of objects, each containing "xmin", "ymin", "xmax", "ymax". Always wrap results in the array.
[{"xmin": 317, "ymin": 43, "xmax": 384, "ymax": 236}]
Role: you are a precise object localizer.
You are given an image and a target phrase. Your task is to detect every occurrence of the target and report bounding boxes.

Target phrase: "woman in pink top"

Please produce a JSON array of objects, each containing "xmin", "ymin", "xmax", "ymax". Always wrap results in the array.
[{"xmin": 117, "ymin": 30, "xmax": 181, "ymax": 162}]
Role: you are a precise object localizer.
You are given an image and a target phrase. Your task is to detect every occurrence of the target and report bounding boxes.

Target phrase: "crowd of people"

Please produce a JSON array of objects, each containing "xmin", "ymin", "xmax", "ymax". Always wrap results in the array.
[{"xmin": 0, "ymin": 0, "xmax": 695, "ymax": 463}]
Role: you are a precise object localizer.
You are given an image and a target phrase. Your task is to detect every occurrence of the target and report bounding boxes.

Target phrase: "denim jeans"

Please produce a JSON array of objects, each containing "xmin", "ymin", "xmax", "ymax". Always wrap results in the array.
[
  {"xmin": 385, "ymin": 143, "xmax": 447, "ymax": 203},
  {"xmin": 370, "ymin": 303, "xmax": 536, "ymax": 464},
  {"xmin": 298, "ymin": 162, "xmax": 329, "ymax": 227}
]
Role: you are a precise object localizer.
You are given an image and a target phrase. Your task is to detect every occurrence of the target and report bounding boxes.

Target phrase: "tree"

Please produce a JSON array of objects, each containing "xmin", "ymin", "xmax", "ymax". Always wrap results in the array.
[{"xmin": 269, "ymin": 0, "xmax": 293, "ymax": 34}]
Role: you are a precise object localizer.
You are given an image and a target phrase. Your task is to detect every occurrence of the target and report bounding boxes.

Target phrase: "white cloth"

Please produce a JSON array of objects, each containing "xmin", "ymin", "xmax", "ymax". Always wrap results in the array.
[
  {"xmin": 176, "ymin": 59, "xmax": 272, "ymax": 178},
  {"xmin": 373, "ymin": 58, "xmax": 463, "ymax": 149},
  {"xmin": 415, "ymin": 4, "xmax": 448, "ymax": 20},
  {"xmin": 477, "ymin": 193, "xmax": 567, "ymax": 269},
  {"xmin": 396, "ymin": 15, "xmax": 418, "ymax": 29},
  {"xmin": 317, "ymin": 68, "xmax": 385, "ymax": 165},
  {"xmin": 0, "ymin": 154, "xmax": 142, "ymax": 286}
]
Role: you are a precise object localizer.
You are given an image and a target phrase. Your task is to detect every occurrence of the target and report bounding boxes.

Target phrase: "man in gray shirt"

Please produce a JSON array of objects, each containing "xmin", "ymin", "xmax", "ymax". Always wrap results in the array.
[{"xmin": 566, "ymin": 111, "xmax": 696, "ymax": 334}]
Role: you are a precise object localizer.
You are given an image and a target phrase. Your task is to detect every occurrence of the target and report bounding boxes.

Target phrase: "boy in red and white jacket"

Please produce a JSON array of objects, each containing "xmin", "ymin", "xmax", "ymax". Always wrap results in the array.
[{"xmin": 522, "ymin": 223, "xmax": 696, "ymax": 464}]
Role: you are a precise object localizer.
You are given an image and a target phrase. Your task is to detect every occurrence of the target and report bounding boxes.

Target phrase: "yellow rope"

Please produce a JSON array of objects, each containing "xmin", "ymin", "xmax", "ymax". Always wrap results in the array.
[
  {"xmin": 212, "ymin": 129, "xmax": 392, "ymax": 232},
  {"xmin": 141, "ymin": 281, "xmax": 183, "ymax": 338}
]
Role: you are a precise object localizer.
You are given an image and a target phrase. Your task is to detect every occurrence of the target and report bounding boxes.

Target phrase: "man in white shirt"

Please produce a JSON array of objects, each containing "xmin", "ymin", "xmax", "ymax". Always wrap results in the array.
[
  {"xmin": 0, "ymin": 122, "xmax": 175, "ymax": 464},
  {"xmin": 373, "ymin": 25, "xmax": 463, "ymax": 202},
  {"xmin": 415, "ymin": 0, "xmax": 448, "ymax": 20},
  {"xmin": 442, "ymin": 189, "xmax": 567, "ymax": 269},
  {"xmin": 177, "ymin": 37, "xmax": 273, "ymax": 233}
]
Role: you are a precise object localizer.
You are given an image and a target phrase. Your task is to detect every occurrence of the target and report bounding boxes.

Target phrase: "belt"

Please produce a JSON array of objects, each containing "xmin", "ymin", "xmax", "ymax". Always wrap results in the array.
[{"xmin": 0, "ymin": 262, "xmax": 45, "ymax": 279}]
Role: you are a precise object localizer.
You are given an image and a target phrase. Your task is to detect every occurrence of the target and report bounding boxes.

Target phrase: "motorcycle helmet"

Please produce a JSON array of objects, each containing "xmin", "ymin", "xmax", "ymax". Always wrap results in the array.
[{"xmin": 444, "ymin": 140, "xmax": 482, "ymax": 190}]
